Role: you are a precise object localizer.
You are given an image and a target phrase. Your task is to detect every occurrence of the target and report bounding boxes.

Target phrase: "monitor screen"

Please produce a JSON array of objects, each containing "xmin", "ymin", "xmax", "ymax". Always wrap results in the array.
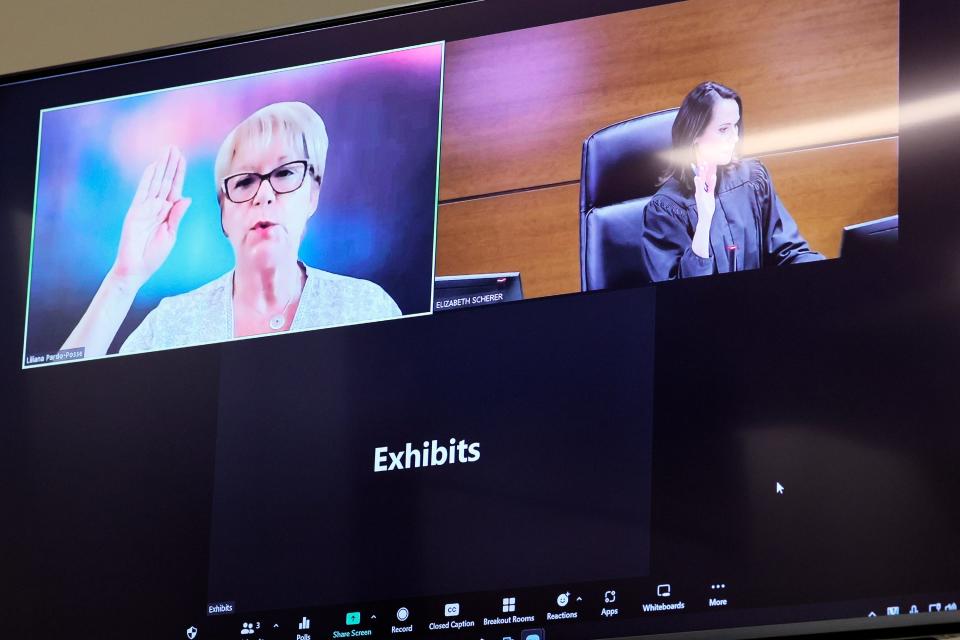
[
  {"xmin": 22, "ymin": 43, "xmax": 442, "ymax": 367},
  {"xmin": 4, "ymin": 1, "xmax": 960, "ymax": 640},
  {"xmin": 840, "ymin": 215, "xmax": 899, "ymax": 260}
]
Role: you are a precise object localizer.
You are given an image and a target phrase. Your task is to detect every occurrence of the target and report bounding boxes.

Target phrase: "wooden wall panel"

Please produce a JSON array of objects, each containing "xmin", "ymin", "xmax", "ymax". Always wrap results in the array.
[
  {"xmin": 436, "ymin": 185, "xmax": 581, "ymax": 299},
  {"xmin": 436, "ymin": 140, "xmax": 898, "ymax": 299},
  {"xmin": 765, "ymin": 138, "xmax": 899, "ymax": 259},
  {"xmin": 439, "ymin": 0, "xmax": 899, "ymax": 201}
]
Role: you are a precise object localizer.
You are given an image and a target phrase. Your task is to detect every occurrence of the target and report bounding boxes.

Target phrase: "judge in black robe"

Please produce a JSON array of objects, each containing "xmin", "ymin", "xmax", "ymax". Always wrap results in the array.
[
  {"xmin": 640, "ymin": 81, "xmax": 824, "ymax": 282},
  {"xmin": 641, "ymin": 159, "xmax": 824, "ymax": 281}
]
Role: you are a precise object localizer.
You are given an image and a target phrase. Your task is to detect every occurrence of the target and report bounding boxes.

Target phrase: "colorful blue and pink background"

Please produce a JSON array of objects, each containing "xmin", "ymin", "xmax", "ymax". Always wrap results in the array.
[{"xmin": 25, "ymin": 42, "xmax": 443, "ymax": 358}]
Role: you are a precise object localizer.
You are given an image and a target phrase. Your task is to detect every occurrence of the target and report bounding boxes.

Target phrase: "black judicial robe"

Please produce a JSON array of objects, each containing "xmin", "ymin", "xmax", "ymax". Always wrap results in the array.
[{"xmin": 641, "ymin": 159, "xmax": 824, "ymax": 282}]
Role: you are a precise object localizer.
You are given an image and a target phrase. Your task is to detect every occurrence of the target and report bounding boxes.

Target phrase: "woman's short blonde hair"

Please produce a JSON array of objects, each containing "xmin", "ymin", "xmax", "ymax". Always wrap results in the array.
[{"xmin": 214, "ymin": 101, "xmax": 329, "ymax": 197}]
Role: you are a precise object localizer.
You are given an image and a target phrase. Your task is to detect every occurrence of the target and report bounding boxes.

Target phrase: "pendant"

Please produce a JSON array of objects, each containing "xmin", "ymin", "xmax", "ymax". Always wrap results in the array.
[{"xmin": 269, "ymin": 315, "xmax": 285, "ymax": 330}]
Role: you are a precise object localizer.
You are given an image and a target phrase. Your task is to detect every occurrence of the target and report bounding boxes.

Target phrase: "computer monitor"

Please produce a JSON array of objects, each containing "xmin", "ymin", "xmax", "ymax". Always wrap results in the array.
[
  {"xmin": 841, "ymin": 214, "xmax": 899, "ymax": 260},
  {"xmin": 3, "ymin": 1, "xmax": 960, "ymax": 640}
]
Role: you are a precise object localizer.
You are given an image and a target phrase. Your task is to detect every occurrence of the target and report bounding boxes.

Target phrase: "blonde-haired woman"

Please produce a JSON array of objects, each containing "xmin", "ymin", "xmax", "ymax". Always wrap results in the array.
[{"xmin": 63, "ymin": 101, "xmax": 400, "ymax": 357}]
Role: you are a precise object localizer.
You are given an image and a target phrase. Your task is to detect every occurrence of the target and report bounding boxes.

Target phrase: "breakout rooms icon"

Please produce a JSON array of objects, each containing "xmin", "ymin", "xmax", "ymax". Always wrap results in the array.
[{"xmin": 502, "ymin": 597, "xmax": 517, "ymax": 613}]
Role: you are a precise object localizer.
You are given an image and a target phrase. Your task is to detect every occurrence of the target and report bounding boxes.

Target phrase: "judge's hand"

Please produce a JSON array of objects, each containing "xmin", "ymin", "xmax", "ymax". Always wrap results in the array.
[
  {"xmin": 110, "ymin": 146, "xmax": 192, "ymax": 291},
  {"xmin": 693, "ymin": 161, "xmax": 717, "ymax": 221},
  {"xmin": 691, "ymin": 161, "xmax": 717, "ymax": 259}
]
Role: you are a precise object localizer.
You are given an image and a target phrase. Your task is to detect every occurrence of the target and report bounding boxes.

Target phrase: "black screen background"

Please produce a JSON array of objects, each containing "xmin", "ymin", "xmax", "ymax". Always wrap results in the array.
[
  {"xmin": 4, "ymin": 1, "xmax": 960, "ymax": 639},
  {"xmin": 208, "ymin": 287, "xmax": 654, "ymax": 610}
]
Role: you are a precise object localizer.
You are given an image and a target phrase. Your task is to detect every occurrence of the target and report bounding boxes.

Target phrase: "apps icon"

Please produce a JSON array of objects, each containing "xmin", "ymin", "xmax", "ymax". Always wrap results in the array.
[
  {"xmin": 445, "ymin": 603, "xmax": 460, "ymax": 617},
  {"xmin": 346, "ymin": 612, "xmax": 361, "ymax": 625},
  {"xmin": 521, "ymin": 628, "xmax": 545, "ymax": 640}
]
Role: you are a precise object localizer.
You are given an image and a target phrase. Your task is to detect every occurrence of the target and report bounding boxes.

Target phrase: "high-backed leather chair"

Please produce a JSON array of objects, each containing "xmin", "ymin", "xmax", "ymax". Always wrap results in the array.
[{"xmin": 579, "ymin": 108, "xmax": 678, "ymax": 291}]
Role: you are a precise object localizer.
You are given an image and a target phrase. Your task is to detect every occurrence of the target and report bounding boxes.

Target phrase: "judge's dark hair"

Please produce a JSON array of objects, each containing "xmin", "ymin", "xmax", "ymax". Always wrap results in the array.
[{"xmin": 663, "ymin": 81, "xmax": 743, "ymax": 196}]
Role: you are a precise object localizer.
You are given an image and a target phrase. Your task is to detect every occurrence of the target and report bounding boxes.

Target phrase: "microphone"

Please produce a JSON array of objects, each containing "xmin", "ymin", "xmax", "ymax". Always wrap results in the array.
[{"xmin": 726, "ymin": 243, "xmax": 738, "ymax": 272}]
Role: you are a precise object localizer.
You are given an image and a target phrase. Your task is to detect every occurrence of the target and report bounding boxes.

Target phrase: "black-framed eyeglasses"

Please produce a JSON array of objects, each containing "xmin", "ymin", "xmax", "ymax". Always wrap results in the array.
[{"xmin": 223, "ymin": 160, "xmax": 314, "ymax": 204}]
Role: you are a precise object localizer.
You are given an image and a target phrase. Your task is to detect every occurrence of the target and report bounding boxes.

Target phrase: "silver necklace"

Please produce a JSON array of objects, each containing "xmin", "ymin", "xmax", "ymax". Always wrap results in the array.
[{"xmin": 269, "ymin": 293, "xmax": 296, "ymax": 330}]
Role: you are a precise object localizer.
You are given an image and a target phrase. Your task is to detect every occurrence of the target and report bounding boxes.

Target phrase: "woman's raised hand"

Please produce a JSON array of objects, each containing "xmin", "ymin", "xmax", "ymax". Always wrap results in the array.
[
  {"xmin": 690, "ymin": 162, "xmax": 718, "ymax": 259},
  {"xmin": 62, "ymin": 146, "xmax": 192, "ymax": 357},
  {"xmin": 693, "ymin": 161, "xmax": 717, "ymax": 220},
  {"xmin": 111, "ymin": 146, "xmax": 192, "ymax": 290}
]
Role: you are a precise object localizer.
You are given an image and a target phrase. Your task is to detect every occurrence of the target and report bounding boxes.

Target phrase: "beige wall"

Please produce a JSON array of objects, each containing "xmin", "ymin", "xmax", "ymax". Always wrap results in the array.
[{"xmin": 2, "ymin": 0, "xmax": 413, "ymax": 76}]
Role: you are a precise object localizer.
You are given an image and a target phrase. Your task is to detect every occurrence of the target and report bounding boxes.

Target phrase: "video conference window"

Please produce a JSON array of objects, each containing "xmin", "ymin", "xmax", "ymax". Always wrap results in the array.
[
  {"xmin": 5, "ymin": 0, "xmax": 927, "ymax": 638},
  {"xmin": 22, "ymin": 43, "xmax": 443, "ymax": 368},
  {"xmin": 434, "ymin": 0, "xmax": 898, "ymax": 297},
  {"xmin": 201, "ymin": 0, "xmax": 899, "ymax": 614}
]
